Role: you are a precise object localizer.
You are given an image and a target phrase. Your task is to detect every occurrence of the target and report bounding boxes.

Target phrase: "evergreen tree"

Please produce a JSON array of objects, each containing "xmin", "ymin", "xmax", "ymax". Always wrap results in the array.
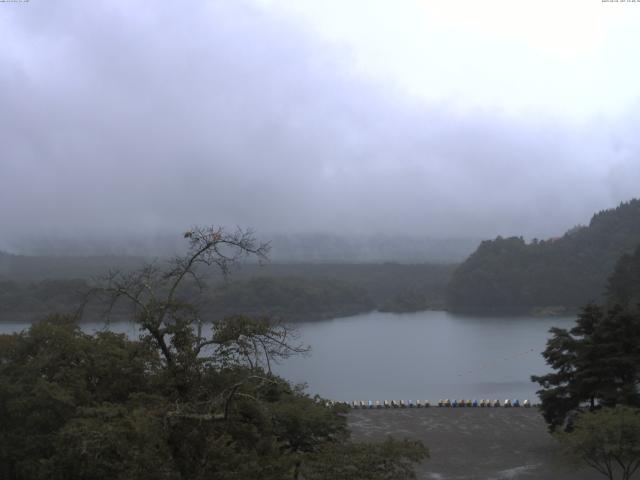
[
  {"xmin": 532, "ymin": 245, "xmax": 640, "ymax": 431},
  {"xmin": 607, "ymin": 244, "xmax": 640, "ymax": 309}
]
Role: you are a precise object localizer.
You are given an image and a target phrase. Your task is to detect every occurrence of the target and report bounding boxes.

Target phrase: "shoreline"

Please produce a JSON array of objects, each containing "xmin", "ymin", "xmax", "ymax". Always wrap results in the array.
[{"xmin": 348, "ymin": 408, "xmax": 601, "ymax": 480}]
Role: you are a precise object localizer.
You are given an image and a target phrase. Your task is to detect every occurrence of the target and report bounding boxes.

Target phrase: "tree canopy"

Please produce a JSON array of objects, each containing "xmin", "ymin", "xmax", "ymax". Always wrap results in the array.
[
  {"xmin": 532, "ymin": 304, "xmax": 640, "ymax": 431},
  {"xmin": 532, "ymin": 244, "xmax": 640, "ymax": 431},
  {"xmin": 556, "ymin": 407, "xmax": 640, "ymax": 480},
  {"xmin": 0, "ymin": 226, "xmax": 427, "ymax": 479},
  {"xmin": 447, "ymin": 199, "xmax": 640, "ymax": 311},
  {"xmin": 0, "ymin": 262, "xmax": 455, "ymax": 321},
  {"xmin": 607, "ymin": 244, "xmax": 640, "ymax": 310}
]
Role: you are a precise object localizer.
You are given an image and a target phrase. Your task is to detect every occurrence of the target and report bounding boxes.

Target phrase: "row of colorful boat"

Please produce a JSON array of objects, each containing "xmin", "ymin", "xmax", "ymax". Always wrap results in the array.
[{"xmin": 347, "ymin": 399, "xmax": 533, "ymax": 409}]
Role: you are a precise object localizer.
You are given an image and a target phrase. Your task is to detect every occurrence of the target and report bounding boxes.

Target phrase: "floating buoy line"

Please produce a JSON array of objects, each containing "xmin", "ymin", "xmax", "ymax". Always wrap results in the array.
[{"xmin": 331, "ymin": 399, "xmax": 537, "ymax": 409}]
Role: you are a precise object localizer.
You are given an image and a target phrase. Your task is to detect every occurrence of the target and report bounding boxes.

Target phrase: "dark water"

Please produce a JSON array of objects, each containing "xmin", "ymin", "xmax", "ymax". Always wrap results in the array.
[{"xmin": 0, "ymin": 310, "xmax": 576, "ymax": 403}]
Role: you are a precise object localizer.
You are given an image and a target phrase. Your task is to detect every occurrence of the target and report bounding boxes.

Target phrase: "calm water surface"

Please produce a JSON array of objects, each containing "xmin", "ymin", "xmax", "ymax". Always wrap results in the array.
[
  {"xmin": 275, "ymin": 311, "xmax": 575, "ymax": 403},
  {"xmin": 0, "ymin": 310, "xmax": 575, "ymax": 403}
]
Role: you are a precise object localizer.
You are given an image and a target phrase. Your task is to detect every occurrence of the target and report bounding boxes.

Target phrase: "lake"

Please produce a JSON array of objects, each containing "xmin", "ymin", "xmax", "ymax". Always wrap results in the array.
[
  {"xmin": 0, "ymin": 310, "xmax": 576, "ymax": 403},
  {"xmin": 274, "ymin": 311, "xmax": 575, "ymax": 403}
]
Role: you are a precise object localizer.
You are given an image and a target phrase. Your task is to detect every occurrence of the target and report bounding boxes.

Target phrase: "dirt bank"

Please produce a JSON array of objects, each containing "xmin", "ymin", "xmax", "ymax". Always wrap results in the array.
[{"xmin": 348, "ymin": 408, "xmax": 603, "ymax": 480}]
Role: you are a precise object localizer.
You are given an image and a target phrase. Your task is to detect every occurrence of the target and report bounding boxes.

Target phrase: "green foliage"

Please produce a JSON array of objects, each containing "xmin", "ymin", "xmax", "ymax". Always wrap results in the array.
[
  {"xmin": 379, "ymin": 288, "xmax": 443, "ymax": 313},
  {"xmin": 607, "ymin": 244, "xmax": 640, "ymax": 310},
  {"xmin": 0, "ymin": 316, "xmax": 162, "ymax": 480},
  {"xmin": 0, "ymin": 315, "xmax": 426, "ymax": 480},
  {"xmin": 207, "ymin": 276, "xmax": 374, "ymax": 321},
  {"xmin": 532, "ymin": 304, "xmax": 640, "ymax": 431},
  {"xmin": 556, "ymin": 407, "xmax": 640, "ymax": 480},
  {"xmin": 0, "ymin": 227, "xmax": 427, "ymax": 479},
  {"xmin": 533, "ymin": 253, "xmax": 640, "ymax": 432},
  {"xmin": 49, "ymin": 403, "xmax": 178, "ymax": 480},
  {"xmin": 0, "ymin": 262, "xmax": 456, "ymax": 321},
  {"xmin": 447, "ymin": 199, "xmax": 640, "ymax": 311},
  {"xmin": 0, "ymin": 279, "xmax": 89, "ymax": 317}
]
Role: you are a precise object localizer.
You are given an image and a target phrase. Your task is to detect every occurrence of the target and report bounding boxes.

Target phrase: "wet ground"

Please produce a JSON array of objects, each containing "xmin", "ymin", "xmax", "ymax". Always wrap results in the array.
[{"xmin": 348, "ymin": 408, "xmax": 603, "ymax": 480}]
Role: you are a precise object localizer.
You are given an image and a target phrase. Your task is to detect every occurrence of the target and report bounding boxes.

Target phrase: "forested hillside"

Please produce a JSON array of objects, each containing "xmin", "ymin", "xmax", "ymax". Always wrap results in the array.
[
  {"xmin": 204, "ymin": 276, "xmax": 374, "ymax": 321},
  {"xmin": 607, "ymin": 243, "xmax": 640, "ymax": 309},
  {"xmin": 532, "ymin": 241, "xmax": 640, "ymax": 432},
  {"xmin": 446, "ymin": 199, "xmax": 640, "ymax": 312},
  {"xmin": 0, "ymin": 260, "xmax": 455, "ymax": 321},
  {"xmin": 0, "ymin": 251, "xmax": 145, "ymax": 281}
]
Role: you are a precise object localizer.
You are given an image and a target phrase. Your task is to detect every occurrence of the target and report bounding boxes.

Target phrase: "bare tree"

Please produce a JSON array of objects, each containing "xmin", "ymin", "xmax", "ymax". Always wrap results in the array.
[{"xmin": 89, "ymin": 226, "xmax": 307, "ymax": 397}]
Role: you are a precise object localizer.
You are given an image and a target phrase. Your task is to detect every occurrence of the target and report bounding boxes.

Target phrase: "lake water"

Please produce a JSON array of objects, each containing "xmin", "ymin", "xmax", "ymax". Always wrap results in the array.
[
  {"xmin": 0, "ymin": 310, "xmax": 576, "ymax": 403},
  {"xmin": 275, "ymin": 311, "xmax": 575, "ymax": 403}
]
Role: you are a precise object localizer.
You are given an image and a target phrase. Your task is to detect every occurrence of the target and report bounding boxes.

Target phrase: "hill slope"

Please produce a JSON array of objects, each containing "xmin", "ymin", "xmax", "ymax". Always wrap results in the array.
[
  {"xmin": 446, "ymin": 199, "xmax": 640, "ymax": 312},
  {"xmin": 607, "ymin": 243, "xmax": 640, "ymax": 309}
]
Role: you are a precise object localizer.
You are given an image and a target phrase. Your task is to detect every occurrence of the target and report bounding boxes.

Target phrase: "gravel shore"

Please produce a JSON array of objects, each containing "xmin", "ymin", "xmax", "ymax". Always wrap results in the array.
[{"xmin": 348, "ymin": 408, "xmax": 603, "ymax": 480}]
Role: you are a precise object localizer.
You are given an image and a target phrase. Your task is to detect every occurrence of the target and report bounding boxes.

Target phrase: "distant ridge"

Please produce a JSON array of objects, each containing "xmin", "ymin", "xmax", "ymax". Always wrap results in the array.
[
  {"xmin": 446, "ymin": 199, "xmax": 640, "ymax": 312},
  {"xmin": 268, "ymin": 234, "xmax": 479, "ymax": 264},
  {"xmin": 6, "ymin": 234, "xmax": 479, "ymax": 265},
  {"xmin": 0, "ymin": 252, "xmax": 145, "ymax": 282}
]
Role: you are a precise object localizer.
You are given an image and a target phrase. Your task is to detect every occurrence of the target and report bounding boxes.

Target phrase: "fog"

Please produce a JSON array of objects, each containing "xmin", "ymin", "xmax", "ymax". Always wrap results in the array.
[{"xmin": 1, "ymin": 1, "xmax": 639, "ymax": 254}]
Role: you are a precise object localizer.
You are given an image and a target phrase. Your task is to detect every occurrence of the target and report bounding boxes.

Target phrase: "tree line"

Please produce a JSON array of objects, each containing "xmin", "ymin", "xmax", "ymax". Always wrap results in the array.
[
  {"xmin": 0, "ymin": 227, "xmax": 427, "ymax": 480},
  {"xmin": 0, "ymin": 261, "xmax": 455, "ymax": 321},
  {"xmin": 447, "ymin": 199, "xmax": 640, "ymax": 311}
]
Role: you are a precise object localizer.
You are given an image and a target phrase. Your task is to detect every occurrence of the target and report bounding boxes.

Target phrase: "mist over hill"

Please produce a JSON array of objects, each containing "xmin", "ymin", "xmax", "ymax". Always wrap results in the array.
[{"xmin": 4, "ymin": 234, "xmax": 479, "ymax": 265}]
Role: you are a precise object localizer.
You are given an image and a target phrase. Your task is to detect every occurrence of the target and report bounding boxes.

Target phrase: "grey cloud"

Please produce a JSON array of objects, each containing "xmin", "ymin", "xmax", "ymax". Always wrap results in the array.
[{"xmin": 0, "ymin": 0, "xmax": 638, "ymax": 253}]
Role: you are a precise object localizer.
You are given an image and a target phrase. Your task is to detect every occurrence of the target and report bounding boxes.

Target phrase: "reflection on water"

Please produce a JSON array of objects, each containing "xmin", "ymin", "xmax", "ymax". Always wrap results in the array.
[{"xmin": 0, "ymin": 310, "xmax": 576, "ymax": 402}]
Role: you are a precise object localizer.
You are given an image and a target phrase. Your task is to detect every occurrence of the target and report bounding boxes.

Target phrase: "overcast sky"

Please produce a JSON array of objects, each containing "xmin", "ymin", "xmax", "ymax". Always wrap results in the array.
[{"xmin": 1, "ymin": 0, "xmax": 639, "ymax": 252}]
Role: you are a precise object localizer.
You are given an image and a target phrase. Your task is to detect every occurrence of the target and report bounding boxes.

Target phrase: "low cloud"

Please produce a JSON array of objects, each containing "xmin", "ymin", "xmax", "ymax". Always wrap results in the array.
[{"xmin": 0, "ymin": 1, "xmax": 638, "ymax": 253}]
